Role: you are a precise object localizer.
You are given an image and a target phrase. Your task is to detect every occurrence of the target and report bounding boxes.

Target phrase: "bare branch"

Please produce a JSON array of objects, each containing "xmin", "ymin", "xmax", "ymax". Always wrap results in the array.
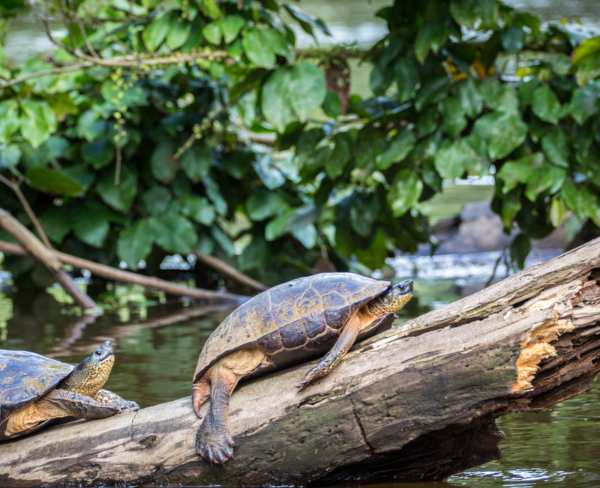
[{"xmin": 0, "ymin": 239, "xmax": 246, "ymax": 302}]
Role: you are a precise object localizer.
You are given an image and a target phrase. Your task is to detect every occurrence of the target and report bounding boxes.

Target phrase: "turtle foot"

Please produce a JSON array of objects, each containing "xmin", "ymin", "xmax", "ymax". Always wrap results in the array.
[
  {"xmin": 196, "ymin": 424, "xmax": 235, "ymax": 465},
  {"xmin": 118, "ymin": 400, "xmax": 140, "ymax": 412}
]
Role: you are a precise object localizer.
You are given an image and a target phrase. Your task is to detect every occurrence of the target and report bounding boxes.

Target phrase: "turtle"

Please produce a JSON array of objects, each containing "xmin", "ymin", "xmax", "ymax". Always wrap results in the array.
[
  {"xmin": 0, "ymin": 340, "xmax": 139, "ymax": 440},
  {"xmin": 192, "ymin": 272, "xmax": 413, "ymax": 464}
]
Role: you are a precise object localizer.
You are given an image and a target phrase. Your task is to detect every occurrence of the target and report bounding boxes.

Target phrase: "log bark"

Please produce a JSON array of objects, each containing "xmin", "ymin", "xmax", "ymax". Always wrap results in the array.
[{"xmin": 2, "ymin": 239, "xmax": 600, "ymax": 486}]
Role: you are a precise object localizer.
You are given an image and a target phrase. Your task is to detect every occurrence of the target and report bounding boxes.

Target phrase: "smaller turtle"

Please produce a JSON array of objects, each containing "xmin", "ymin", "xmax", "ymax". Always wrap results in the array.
[
  {"xmin": 192, "ymin": 272, "xmax": 414, "ymax": 464},
  {"xmin": 0, "ymin": 341, "xmax": 139, "ymax": 440}
]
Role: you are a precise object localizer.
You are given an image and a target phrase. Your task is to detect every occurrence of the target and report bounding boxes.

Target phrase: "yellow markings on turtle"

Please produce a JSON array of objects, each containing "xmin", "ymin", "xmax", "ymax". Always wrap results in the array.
[
  {"xmin": 4, "ymin": 399, "xmax": 70, "ymax": 436},
  {"xmin": 217, "ymin": 348, "xmax": 266, "ymax": 377},
  {"xmin": 72, "ymin": 355, "xmax": 114, "ymax": 396}
]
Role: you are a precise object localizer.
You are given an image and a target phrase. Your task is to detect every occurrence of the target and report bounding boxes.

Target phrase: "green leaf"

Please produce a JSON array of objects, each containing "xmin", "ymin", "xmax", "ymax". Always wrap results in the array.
[
  {"xmin": 166, "ymin": 17, "xmax": 192, "ymax": 50},
  {"xmin": 41, "ymin": 207, "xmax": 71, "ymax": 243},
  {"xmin": 82, "ymin": 139, "xmax": 114, "ymax": 169},
  {"xmin": 434, "ymin": 139, "xmax": 481, "ymax": 179},
  {"xmin": 242, "ymin": 28, "xmax": 276, "ymax": 68},
  {"xmin": 266, "ymin": 206, "xmax": 315, "ymax": 241},
  {"xmin": 247, "ymin": 191, "xmax": 286, "ymax": 221},
  {"xmin": 561, "ymin": 180, "xmax": 600, "ymax": 225},
  {"xmin": 181, "ymin": 144, "xmax": 213, "ymax": 181},
  {"xmin": 0, "ymin": 144, "xmax": 21, "ymax": 169},
  {"xmin": 473, "ymin": 111, "xmax": 527, "ymax": 159},
  {"xmin": 211, "ymin": 226, "xmax": 236, "ymax": 256},
  {"xmin": 394, "ymin": 56, "xmax": 419, "ymax": 102},
  {"xmin": 550, "ymin": 197, "xmax": 567, "ymax": 227},
  {"xmin": 220, "ymin": 15, "xmax": 245, "ymax": 43},
  {"xmin": 199, "ymin": 0, "xmax": 222, "ymax": 20},
  {"xmin": 150, "ymin": 140, "xmax": 177, "ymax": 183},
  {"xmin": 0, "ymin": 100, "xmax": 20, "ymax": 143},
  {"xmin": 180, "ymin": 195, "xmax": 215, "ymax": 225},
  {"xmin": 202, "ymin": 22, "xmax": 222, "ymax": 45},
  {"xmin": 72, "ymin": 202, "xmax": 110, "ymax": 247},
  {"xmin": 239, "ymin": 236, "xmax": 268, "ymax": 271},
  {"xmin": 501, "ymin": 190, "xmax": 521, "ymax": 230},
  {"xmin": 376, "ymin": 129, "xmax": 415, "ymax": 169},
  {"xmin": 142, "ymin": 186, "xmax": 171, "ymax": 216},
  {"xmin": 204, "ymin": 175, "xmax": 227, "ymax": 215},
  {"xmin": 117, "ymin": 220, "xmax": 154, "ymax": 269},
  {"xmin": 388, "ymin": 170, "xmax": 423, "ymax": 216},
  {"xmin": 143, "ymin": 11, "xmax": 172, "ymax": 51},
  {"xmin": 97, "ymin": 167, "xmax": 138, "ymax": 212},
  {"xmin": 415, "ymin": 21, "xmax": 448, "ymax": 64},
  {"xmin": 510, "ymin": 234, "xmax": 531, "ymax": 269},
  {"xmin": 323, "ymin": 91, "xmax": 341, "ymax": 118},
  {"xmin": 150, "ymin": 215, "xmax": 198, "ymax": 253},
  {"xmin": 497, "ymin": 153, "xmax": 542, "ymax": 193},
  {"xmin": 26, "ymin": 167, "xmax": 83, "ymax": 197},
  {"xmin": 261, "ymin": 68, "xmax": 295, "ymax": 130},
  {"xmin": 20, "ymin": 100, "xmax": 57, "ymax": 148},
  {"xmin": 501, "ymin": 26, "xmax": 524, "ymax": 53},
  {"xmin": 289, "ymin": 62, "xmax": 326, "ymax": 122},
  {"xmin": 532, "ymin": 85, "xmax": 561, "ymax": 124},
  {"xmin": 570, "ymin": 83, "xmax": 599, "ymax": 124},
  {"xmin": 254, "ymin": 154, "xmax": 286, "ymax": 189},
  {"xmin": 572, "ymin": 36, "xmax": 600, "ymax": 66},
  {"xmin": 524, "ymin": 165, "xmax": 565, "ymax": 201},
  {"xmin": 541, "ymin": 127, "xmax": 569, "ymax": 168},
  {"xmin": 355, "ymin": 229, "xmax": 387, "ymax": 270},
  {"xmin": 458, "ymin": 79, "xmax": 483, "ymax": 118},
  {"xmin": 325, "ymin": 134, "xmax": 351, "ymax": 178},
  {"xmin": 442, "ymin": 97, "xmax": 466, "ymax": 137}
]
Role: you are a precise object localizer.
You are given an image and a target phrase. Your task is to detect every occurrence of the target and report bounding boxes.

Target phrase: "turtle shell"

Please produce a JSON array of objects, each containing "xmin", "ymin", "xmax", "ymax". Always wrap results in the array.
[
  {"xmin": 0, "ymin": 350, "xmax": 74, "ymax": 422},
  {"xmin": 193, "ymin": 272, "xmax": 390, "ymax": 382}
]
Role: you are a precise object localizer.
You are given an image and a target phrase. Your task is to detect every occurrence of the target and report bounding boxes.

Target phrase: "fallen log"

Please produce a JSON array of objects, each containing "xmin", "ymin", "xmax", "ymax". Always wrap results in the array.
[{"xmin": 2, "ymin": 238, "xmax": 600, "ymax": 486}]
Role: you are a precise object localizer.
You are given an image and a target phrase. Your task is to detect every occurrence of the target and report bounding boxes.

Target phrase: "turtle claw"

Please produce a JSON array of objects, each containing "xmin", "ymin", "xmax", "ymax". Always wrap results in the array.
[{"xmin": 196, "ymin": 425, "xmax": 235, "ymax": 465}]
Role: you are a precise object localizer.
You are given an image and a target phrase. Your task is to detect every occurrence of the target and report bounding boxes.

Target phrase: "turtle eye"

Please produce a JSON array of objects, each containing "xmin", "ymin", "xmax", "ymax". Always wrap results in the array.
[{"xmin": 94, "ymin": 350, "xmax": 101, "ymax": 356}]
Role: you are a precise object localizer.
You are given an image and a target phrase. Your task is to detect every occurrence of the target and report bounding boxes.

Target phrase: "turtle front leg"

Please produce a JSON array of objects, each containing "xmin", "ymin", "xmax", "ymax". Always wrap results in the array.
[
  {"xmin": 195, "ymin": 366, "xmax": 239, "ymax": 465},
  {"xmin": 297, "ymin": 314, "xmax": 361, "ymax": 391},
  {"xmin": 95, "ymin": 389, "xmax": 139, "ymax": 412},
  {"xmin": 44, "ymin": 389, "xmax": 138, "ymax": 418}
]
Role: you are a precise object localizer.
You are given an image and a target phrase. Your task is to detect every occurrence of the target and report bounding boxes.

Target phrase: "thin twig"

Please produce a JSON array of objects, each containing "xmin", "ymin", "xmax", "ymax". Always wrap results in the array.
[
  {"xmin": 1, "ymin": 50, "xmax": 230, "ymax": 89},
  {"xmin": 195, "ymin": 251, "xmax": 266, "ymax": 292},
  {"xmin": 0, "ymin": 239, "xmax": 247, "ymax": 302},
  {"xmin": 0, "ymin": 175, "xmax": 52, "ymax": 248}
]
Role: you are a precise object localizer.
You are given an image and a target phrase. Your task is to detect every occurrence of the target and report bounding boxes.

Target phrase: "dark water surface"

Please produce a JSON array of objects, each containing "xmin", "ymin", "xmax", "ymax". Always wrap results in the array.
[{"xmin": 1, "ymin": 273, "xmax": 599, "ymax": 487}]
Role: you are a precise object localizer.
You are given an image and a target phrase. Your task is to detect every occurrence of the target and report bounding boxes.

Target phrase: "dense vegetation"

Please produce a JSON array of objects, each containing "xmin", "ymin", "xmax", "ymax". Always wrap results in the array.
[{"xmin": 0, "ymin": 0, "xmax": 599, "ymax": 287}]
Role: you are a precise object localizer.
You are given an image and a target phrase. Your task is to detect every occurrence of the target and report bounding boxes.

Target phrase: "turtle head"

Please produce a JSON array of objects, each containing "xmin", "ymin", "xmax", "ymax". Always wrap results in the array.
[
  {"xmin": 64, "ymin": 340, "xmax": 116, "ymax": 396},
  {"xmin": 368, "ymin": 279, "xmax": 413, "ymax": 316}
]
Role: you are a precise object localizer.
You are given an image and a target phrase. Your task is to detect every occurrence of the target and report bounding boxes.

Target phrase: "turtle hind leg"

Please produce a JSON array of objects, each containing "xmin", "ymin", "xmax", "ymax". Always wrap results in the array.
[
  {"xmin": 195, "ymin": 366, "xmax": 239, "ymax": 465},
  {"xmin": 297, "ymin": 314, "xmax": 361, "ymax": 391},
  {"xmin": 192, "ymin": 376, "xmax": 211, "ymax": 418}
]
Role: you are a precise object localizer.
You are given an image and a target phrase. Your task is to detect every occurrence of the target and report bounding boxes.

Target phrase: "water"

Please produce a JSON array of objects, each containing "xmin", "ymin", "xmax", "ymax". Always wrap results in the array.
[{"xmin": 2, "ymin": 255, "xmax": 600, "ymax": 487}]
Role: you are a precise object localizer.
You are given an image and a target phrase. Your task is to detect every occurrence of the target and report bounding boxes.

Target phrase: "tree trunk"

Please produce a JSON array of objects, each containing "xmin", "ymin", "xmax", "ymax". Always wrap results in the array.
[{"xmin": 2, "ymin": 239, "xmax": 600, "ymax": 487}]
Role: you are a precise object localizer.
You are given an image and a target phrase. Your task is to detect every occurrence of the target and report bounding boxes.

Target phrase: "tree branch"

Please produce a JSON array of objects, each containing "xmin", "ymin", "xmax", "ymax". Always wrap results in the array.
[
  {"xmin": 0, "ymin": 239, "xmax": 246, "ymax": 303},
  {"xmin": 195, "ymin": 251, "xmax": 266, "ymax": 292},
  {"xmin": 0, "ymin": 209, "xmax": 97, "ymax": 310}
]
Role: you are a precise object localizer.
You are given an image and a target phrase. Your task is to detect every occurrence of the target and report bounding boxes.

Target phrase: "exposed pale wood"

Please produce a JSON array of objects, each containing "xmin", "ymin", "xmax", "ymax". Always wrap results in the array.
[
  {"xmin": 2, "ymin": 238, "xmax": 600, "ymax": 487},
  {"xmin": 0, "ymin": 239, "xmax": 245, "ymax": 303}
]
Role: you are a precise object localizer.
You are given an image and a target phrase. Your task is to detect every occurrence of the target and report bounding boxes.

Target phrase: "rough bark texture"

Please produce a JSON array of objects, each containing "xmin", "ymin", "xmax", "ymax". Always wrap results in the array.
[{"xmin": 2, "ymin": 239, "xmax": 600, "ymax": 487}]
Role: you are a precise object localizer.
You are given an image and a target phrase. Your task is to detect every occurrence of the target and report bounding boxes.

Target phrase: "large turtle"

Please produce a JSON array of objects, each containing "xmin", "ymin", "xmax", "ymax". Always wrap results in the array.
[
  {"xmin": 192, "ymin": 272, "xmax": 413, "ymax": 464},
  {"xmin": 0, "ymin": 341, "xmax": 138, "ymax": 440}
]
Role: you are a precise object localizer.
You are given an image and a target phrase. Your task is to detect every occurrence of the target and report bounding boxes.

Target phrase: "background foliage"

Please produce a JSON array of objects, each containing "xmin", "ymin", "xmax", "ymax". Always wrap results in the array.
[{"xmin": 1, "ymin": 0, "xmax": 599, "ymax": 287}]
